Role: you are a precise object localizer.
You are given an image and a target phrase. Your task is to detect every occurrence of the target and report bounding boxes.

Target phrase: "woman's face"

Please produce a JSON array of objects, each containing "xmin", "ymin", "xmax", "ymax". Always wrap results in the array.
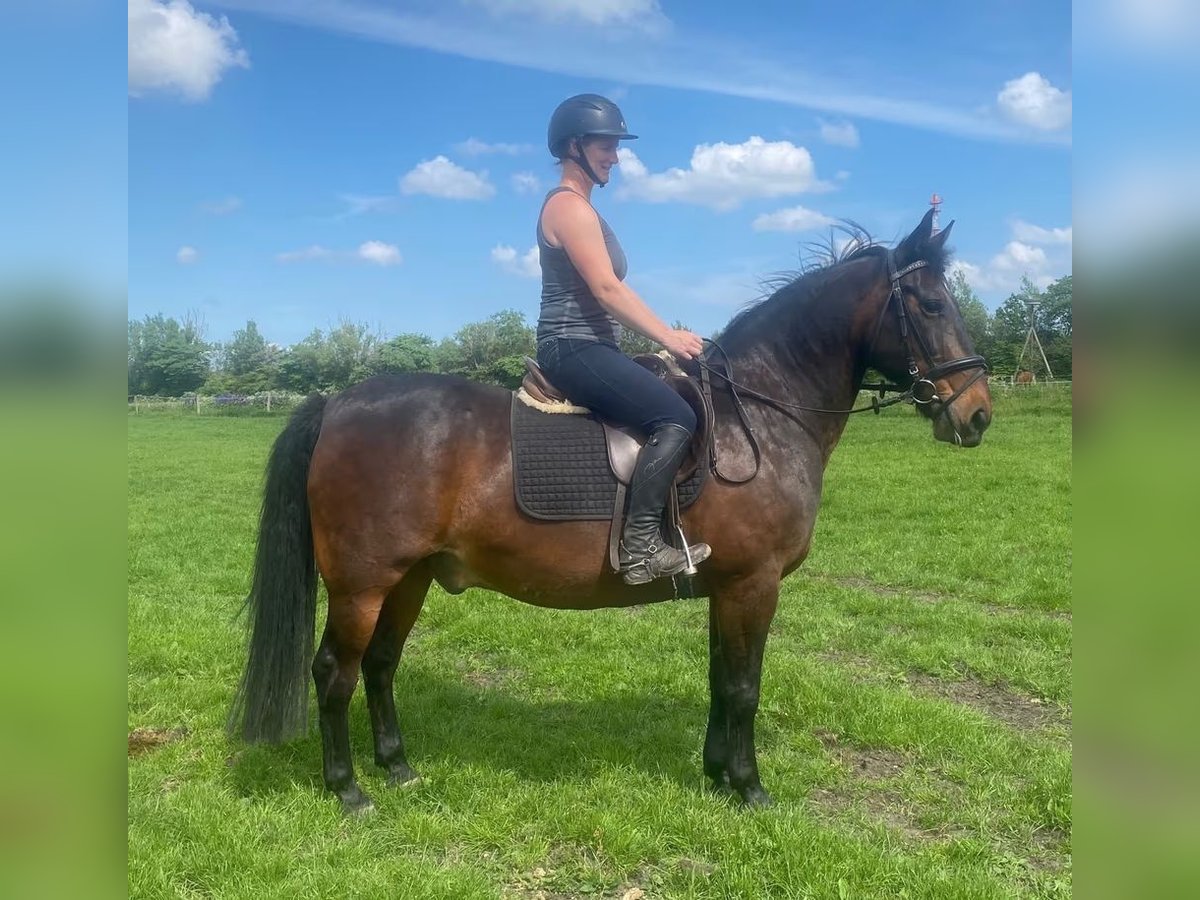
[{"xmin": 579, "ymin": 136, "xmax": 621, "ymax": 183}]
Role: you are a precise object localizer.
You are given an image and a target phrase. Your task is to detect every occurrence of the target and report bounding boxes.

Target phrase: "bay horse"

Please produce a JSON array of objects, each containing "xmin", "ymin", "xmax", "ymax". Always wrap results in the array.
[{"xmin": 228, "ymin": 210, "xmax": 991, "ymax": 813}]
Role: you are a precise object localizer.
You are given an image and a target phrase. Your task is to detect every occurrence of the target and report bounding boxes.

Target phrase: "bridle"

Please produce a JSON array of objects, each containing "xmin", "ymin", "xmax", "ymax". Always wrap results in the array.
[
  {"xmin": 867, "ymin": 249, "xmax": 988, "ymax": 414},
  {"xmin": 696, "ymin": 250, "xmax": 989, "ymax": 480}
]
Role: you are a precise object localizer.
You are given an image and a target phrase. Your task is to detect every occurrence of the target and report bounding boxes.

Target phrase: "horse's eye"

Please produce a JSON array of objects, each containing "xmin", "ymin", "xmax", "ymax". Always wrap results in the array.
[{"xmin": 920, "ymin": 298, "xmax": 945, "ymax": 315}]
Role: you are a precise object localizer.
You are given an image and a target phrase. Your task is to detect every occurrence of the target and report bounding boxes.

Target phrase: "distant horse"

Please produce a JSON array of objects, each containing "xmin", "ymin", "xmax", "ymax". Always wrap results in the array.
[
  {"xmin": 229, "ymin": 210, "xmax": 991, "ymax": 812},
  {"xmin": 1015, "ymin": 369, "xmax": 1036, "ymax": 385}
]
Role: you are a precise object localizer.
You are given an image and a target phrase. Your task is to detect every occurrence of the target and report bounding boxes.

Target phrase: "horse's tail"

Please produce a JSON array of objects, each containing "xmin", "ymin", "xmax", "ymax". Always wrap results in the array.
[{"xmin": 227, "ymin": 393, "xmax": 328, "ymax": 744}]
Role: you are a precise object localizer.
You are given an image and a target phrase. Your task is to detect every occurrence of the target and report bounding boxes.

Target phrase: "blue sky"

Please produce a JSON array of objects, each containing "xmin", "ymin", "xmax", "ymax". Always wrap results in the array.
[{"xmin": 128, "ymin": 0, "xmax": 1072, "ymax": 347}]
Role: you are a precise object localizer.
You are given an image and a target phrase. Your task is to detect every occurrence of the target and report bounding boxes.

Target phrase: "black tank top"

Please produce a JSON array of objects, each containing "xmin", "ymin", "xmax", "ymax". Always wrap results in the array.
[{"xmin": 535, "ymin": 187, "xmax": 627, "ymax": 346}]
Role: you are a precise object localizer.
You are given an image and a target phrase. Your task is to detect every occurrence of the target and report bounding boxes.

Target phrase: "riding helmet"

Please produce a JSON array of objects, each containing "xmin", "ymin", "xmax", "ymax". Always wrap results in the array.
[{"xmin": 547, "ymin": 94, "xmax": 637, "ymax": 157}]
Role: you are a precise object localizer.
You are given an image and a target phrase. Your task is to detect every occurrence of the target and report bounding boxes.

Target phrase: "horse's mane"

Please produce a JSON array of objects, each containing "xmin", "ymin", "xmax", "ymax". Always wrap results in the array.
[{"xmin": 717, "ymin": 221, "xmax": 952, "ymax": 355}]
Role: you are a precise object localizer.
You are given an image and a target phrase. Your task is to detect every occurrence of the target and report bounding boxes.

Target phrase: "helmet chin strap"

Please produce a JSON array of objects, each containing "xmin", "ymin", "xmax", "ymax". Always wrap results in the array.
[{"xmin": 569, "ymin": 139, "xmax": 604, "ymax": 187}]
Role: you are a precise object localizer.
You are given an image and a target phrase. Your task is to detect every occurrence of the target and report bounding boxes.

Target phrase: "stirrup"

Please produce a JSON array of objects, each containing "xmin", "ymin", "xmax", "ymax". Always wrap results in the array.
[{"xmin": 618, "ymin": 541, "xmax": 709, "ymax": 586}]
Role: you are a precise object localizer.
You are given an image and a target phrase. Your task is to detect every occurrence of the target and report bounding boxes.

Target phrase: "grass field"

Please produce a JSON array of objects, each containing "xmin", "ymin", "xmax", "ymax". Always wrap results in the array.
[{"xmin": 128, "ymin": 384, "xmax": 1071, "ymax": 899}]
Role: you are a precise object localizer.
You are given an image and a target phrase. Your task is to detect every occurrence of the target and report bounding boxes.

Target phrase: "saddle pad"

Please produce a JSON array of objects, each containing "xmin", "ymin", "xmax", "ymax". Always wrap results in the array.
[{"xmin": 511, "ymin": 397, "xmax": 705, "ymax": 521}]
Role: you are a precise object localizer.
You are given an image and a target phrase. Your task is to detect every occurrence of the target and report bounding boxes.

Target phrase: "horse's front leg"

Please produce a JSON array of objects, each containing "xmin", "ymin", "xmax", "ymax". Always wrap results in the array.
[
  {"xmin": 706, "ymin": 574, "xmax": 780, "ymax": 807},
  {"xmin": 703, "ymin": 602, "xmax": 731, "ymax": 792}
]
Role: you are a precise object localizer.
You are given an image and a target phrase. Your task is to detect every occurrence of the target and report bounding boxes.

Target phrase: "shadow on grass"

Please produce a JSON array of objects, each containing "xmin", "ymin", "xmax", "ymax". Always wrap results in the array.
[{"xmin": 228, "ymin": 665, "xmax": 714, "ymax": 799}]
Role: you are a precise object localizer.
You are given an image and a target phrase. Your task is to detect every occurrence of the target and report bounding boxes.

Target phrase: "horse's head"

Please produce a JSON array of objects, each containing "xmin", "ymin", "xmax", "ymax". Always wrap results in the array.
[{"xmin": 866, "ymin": 210, "xmax": 992, "ymax": 447}]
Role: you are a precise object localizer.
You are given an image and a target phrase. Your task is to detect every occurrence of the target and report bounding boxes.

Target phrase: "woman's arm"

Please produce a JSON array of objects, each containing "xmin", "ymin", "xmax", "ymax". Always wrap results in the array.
[{"xmin": 543, "ymin": 192, "xmax": 703, "ymax": 359}]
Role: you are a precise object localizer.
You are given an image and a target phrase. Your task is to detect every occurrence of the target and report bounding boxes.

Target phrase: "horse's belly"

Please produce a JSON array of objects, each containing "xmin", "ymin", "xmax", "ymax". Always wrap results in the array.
[{"xmin": 428, "ymin": 549, "xmax": 692, "ymax": 609}]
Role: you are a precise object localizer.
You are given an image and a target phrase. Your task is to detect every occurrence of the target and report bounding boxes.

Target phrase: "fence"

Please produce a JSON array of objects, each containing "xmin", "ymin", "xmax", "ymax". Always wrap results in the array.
[{"xmin": 128, "ymin": 391, "xmax": 310, "ymax": 415}]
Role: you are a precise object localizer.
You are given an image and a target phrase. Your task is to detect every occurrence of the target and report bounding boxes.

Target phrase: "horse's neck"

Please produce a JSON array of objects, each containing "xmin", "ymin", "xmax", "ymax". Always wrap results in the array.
[{"xmin": 723, "ymin": 281, "xmax": 874, "ymax": 458}]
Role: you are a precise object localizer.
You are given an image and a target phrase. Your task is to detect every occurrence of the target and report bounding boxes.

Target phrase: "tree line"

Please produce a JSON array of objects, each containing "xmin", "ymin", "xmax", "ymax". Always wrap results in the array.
[{"xmin": 128, "ymin": 273, "xmax": 1071, "ymax": 397}]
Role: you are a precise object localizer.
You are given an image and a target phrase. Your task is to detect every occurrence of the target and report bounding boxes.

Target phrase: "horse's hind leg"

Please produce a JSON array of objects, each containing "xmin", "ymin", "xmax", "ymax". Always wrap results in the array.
[
  {"xmin": 362, "ymin": 562, "xmax": 432, "ymax": 787},
  {"xmin": 312, "ymin": 583, "xmax": 392, "ymax": 815}
]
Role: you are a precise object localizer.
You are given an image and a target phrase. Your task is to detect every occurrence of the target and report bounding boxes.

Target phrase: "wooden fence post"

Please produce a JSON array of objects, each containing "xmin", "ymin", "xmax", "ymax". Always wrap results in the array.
[{"xmin": 266, "ymin": 391, "xmax": 272, "ymax": 412}]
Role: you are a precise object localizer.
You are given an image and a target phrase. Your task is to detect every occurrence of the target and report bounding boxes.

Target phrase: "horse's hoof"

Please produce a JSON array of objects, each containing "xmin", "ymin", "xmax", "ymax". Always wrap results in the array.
[
  {"xmin": 739, "ymin": 786, "xmax": 774, "ymax": 809},
  {"xmin": 388, "ymin": 769, "xmax": 423, "ymax": 789},
  {"xmin": 339, "ymin": 787, "xmax": 375, "ymax": 817}
]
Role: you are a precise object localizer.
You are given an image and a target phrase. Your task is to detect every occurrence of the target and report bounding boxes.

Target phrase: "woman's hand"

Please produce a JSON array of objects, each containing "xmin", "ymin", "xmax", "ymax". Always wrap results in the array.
[{"xmin": 660, "ymin": 328, "xmax": 704, "ymax": 361}]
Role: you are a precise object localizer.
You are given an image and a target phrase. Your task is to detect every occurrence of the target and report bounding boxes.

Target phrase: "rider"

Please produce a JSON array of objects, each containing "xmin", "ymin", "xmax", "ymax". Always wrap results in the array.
[{"xmin": 535, "ymin": 93, "xmax": 711, "ymax": 585}]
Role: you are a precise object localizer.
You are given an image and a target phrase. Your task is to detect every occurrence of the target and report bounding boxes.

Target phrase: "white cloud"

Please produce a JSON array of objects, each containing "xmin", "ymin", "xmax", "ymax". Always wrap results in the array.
[
  {"xmin": 616, "ymin": 137, "xmax": 830, "ymax": 211},
  {"xmin": 276, "ymin": 245, "xmax": 332, "ymax": 263},
  {"xmin": 511, "ymin": 172, "xmax": 542, "ymax": 194},
  {"xmin": 752, "ymin": 205, "xmax": 835, "ymax": 233},
  {"xmin": 276, "ymin": 242, "xmax": 403, "ymax": 265},
  {"xmin": 176, "ymin": 245, "xmax": 198, "ymax": 264},
  {"xmin": 199, "ymin": 195, "xmax": 242, "ymax": 215},
  {"xmin": 1012, "ymin": 220, "xmax": 1072, "ymax": 245},
  {"xmin": 997, "ymin": 72, "xmax": 1072, "ymax": 131},
  {"xmin": 491, "ymin": 243, "xmax": 541, "ymax": 278},
  {"xmin": 128, "ymin": 0, "xmax": 250, "ymax": 101},
  {"xmin": 818, "ymin": 119, "xmax": 860, "ymax": 148},
  {"xmin": 949, "ymin": 219, "xmax": 1072, "ymax": 295},
  {"xmin": 209, "ymin": 1, "xmax": 1067, "ymax": 145},
  {"xmin": 455, "ymin": 137, "xmax": 534, "ymax": 155},
  {"xmin": 357, "ymin": 240, "xmax": 402, "ymax": 266},
  {"xmin": 991, "ymin": 240, "xmax": 1049, "ymax": 274},
  {"xmin": 465, "ymin": 0, "xmax": 668, "ymax": 30},
  {"xmin": 400, "ymin": 156, "xmax": 495, "ymax": 200}
]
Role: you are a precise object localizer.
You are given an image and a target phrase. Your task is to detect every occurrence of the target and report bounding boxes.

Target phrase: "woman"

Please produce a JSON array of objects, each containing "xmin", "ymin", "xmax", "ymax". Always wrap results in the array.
[{"xmin": 535, "ymin": 93, "xmax": 711, "ymax": 586}]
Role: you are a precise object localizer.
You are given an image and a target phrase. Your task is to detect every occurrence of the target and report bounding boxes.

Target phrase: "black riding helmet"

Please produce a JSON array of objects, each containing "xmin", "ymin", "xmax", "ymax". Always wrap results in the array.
[{"xmin": 547, "ymin": 93, "xmax": 637, "ymax": 187}]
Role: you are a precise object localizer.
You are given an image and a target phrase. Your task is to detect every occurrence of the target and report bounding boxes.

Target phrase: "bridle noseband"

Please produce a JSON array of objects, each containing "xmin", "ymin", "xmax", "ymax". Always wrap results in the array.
[{"xmin": 871, "ymin": 249, "xmax": 988, "ymax": 415}]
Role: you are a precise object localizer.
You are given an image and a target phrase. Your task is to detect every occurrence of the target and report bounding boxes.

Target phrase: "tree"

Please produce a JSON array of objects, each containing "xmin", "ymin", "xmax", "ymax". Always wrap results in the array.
[
  {"xmin": 369, "ymin": 333, "xmax": 436, "ymax": 376},
  {"xmin": 438, "ymin": 309, "xmax": 535, "ymax": 388},
  {"xmin": 128, "ymin": 313, "xmax": 210, "ymax": 396},
  {"xmin": 948, "ymin": 269, "xmax": 993, "ymax": 361},
  {"xmin": 276, "ymin": 329, "xmax": 325, "ymax": 393},
  {"xmin": 222, "ymin": 320, "xmax": 279, "ymax": 393},
  {"xmin": 990, "ymin": 276, "xmax": 1072, "ymax": 378},
  {"xmin": 320, "ymin": 320, "xmax": 380, "ymax": 390},
  {"xmin": 1040, "ymin": 275, "xmax": 1072, "ymax": 377}
]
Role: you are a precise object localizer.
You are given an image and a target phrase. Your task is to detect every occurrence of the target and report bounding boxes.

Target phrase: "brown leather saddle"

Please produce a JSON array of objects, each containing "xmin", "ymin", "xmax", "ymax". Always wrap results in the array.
[
  {"xmin": 516, "ymin": 354, "xmax": 714, "ymax": 576},
  {"xmin": 520, "ymin": 355, "xmax": 712, "ymax": 485}
]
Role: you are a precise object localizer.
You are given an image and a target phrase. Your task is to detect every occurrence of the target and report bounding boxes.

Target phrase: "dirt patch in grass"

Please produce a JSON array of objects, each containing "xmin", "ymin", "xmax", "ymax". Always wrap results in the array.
[
  {"xmin": 505, "ymin": 864, "xmax": 653, "ymax": 900},
  {"xmin": 812, "ymin": 731, "xmax": 970, "ymax": 844},
  {"xmin": 455, "ymin": 656, "xmax": 523, "ymax": 690},
  {"xmin": 907, "ymin": 672, "xmax": 1071, "ymax": 733},
  {"xmin": 816, "ymin": 652, "xmax": 1071, "ymax": 735},
  {"xmin": 128, "ymin": 726, "xmax": 188, "ymax": 757},
  {"xmin": 820, "ymin": 574, "xmax": 1071, "ymax": 620},
  {"xmin": 816, "ymin": 729, "xmax": 907, "ymax": 780}
]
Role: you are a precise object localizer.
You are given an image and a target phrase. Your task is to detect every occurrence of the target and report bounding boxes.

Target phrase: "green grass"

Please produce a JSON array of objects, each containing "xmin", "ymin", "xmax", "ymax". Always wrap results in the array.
[{"xmin": 128, "ymin": 385, "xmax": 1071, "ymax": 899}]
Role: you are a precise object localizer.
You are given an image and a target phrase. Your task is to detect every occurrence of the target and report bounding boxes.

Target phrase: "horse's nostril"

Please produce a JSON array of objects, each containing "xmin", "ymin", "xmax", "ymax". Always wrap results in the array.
[{"xmin": 972, "ymin": 408, "xmax": 991, "ymax": 431}]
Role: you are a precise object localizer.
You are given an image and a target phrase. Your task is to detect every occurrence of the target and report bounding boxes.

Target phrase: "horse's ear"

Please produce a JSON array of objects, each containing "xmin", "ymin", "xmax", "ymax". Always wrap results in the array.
[
  {"xmin": 896, "ymin": 208, "xmax": 937, "ymax": 263},
  {"xmin": 929, "ymin": 219, "xmax": 954, "ymax": 250}
]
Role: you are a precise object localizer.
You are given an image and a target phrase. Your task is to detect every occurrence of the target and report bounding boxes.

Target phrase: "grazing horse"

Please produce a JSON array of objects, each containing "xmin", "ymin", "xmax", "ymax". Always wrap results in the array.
[{"xmin": 229, "ymin": 210, "xmax": 991, "ymax": 813}]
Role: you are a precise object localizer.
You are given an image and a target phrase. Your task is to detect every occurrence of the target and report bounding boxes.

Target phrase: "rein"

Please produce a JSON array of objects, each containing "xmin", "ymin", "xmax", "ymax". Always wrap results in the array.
[{"xmin": 697, "ymin": 251, "xmax": 988, "ymax": 482}]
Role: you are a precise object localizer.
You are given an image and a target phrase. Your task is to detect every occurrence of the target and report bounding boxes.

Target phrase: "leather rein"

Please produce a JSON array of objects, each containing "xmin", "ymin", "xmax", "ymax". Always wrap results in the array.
[{"xmin": 696, "ymin": 250, "xmax": 988, "ymax": 483}]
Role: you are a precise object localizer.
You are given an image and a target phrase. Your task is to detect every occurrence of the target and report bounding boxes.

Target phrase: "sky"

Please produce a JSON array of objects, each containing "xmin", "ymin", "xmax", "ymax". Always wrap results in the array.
[{"xmin": 126, "ymin": 0, "xmax": 1073, "ymax": 347}]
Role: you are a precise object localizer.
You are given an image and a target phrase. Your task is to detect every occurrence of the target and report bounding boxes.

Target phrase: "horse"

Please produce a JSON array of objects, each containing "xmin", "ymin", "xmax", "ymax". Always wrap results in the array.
[
  {"xmin": 228, "ymin": 210, "xmax": 992, "ymax": 813},
  {"xmin": 1015, "ymin": 369, "xmax": 1036, "ymax": 385}
]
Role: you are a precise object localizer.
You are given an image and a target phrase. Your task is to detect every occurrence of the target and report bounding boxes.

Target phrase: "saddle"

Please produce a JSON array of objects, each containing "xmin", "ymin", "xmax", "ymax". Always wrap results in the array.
[
  {"xmin": 518, "ymin": 354, "xmax": 712, "ymax": 485},
  {"xmin": 512, "ymin": 354, "xmax": 715, "ymax": 577}
]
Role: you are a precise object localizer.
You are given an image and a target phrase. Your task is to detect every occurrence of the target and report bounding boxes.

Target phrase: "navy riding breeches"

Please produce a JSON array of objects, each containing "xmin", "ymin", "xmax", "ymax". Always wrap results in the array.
[{"xmin": 535, "ymin": 337, "xmax": 696, "ymax": 437}]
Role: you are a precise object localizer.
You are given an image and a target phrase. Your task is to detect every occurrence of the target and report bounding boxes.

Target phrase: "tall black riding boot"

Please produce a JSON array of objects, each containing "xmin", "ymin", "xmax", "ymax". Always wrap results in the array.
[{"xmin": 618, "ymin": 423, "xmax": 712, "ymax": 586}]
